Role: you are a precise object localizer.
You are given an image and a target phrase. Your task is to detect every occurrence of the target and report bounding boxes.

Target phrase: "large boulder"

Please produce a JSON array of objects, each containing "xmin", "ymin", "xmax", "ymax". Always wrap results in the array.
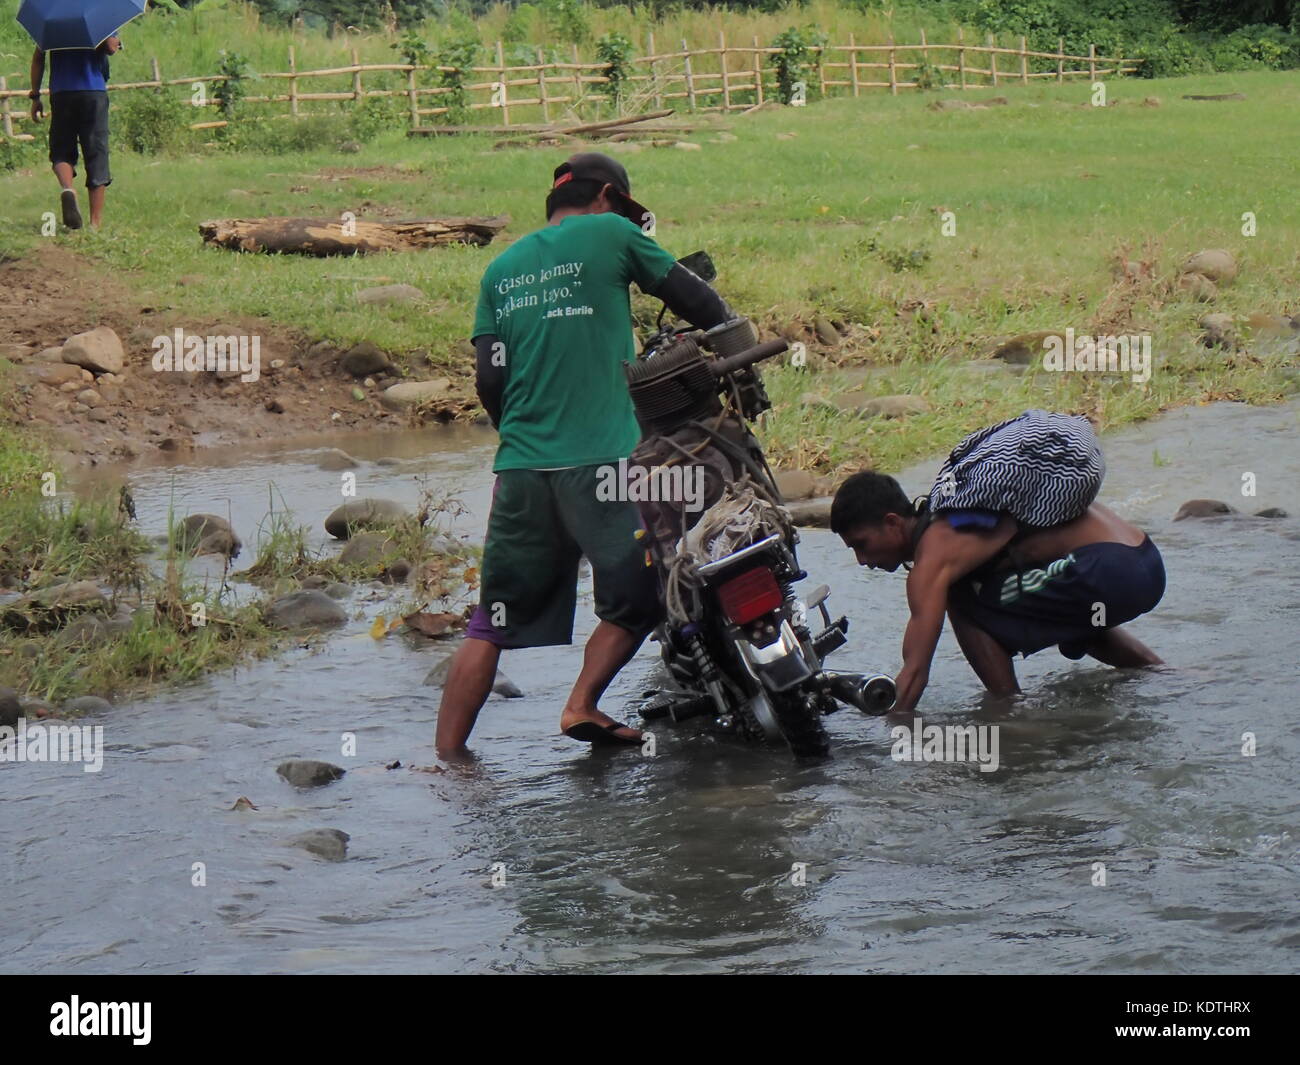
[
  {"xmin": 277, "ymin": 759, "xmax": 346, "ymax": 788},
  {"xmin": 324, "ymin": 498, "xmax": 409, "ymax": 539},
  {"xmin": 175, "ymin": 514, "xmax": 242, "ymax": 559},
  {"xmin": 61, "ymin": 326, "xmax": 125, "ymax": 375},
  {"xmin": 264, "ymin": 590, "xmax": 348, "ymax": 629},
  {"xmin": 62, "ymin": 695, "xmax": 113, "ymax": 715},
  {"xmin": 379, "ymin": 379, "xmax": 452, "ymax": 411}
]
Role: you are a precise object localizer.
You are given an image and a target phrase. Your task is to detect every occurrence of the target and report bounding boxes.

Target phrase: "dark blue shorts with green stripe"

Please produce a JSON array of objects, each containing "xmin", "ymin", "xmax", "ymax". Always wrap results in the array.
[{"xmin": 947, "ymin": 536, "xmax": 1165, "ymax": 659}]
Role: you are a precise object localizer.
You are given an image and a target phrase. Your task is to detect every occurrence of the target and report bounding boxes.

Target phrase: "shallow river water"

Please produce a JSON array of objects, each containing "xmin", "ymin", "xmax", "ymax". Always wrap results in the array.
[{"xmin": 2, "ymin": 401, "xmax": 1297, "ymax": 974}]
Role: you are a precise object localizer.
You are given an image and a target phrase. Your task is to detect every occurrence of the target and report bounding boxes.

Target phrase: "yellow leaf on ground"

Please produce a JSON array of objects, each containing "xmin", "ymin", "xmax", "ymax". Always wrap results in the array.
[{"xmin": 369, "ymin": 615, "xmax": 388, "ymax": 640}]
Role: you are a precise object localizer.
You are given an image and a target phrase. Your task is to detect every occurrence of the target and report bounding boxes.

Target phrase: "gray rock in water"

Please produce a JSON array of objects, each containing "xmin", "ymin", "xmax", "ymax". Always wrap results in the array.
[
  {"xmin": 264, "ymin": 590, "xmax": 348, "ymax": 629},
  {"xmin": 289, "ymin": 828, "xmax": 350, "ymax": 861},
  {"xmin": 1173, "ymin": 498, "xmax": 1239, "ymax": 521},
  {"xmin": 176, "ymin": 513, "xmax": 242, "ymax": 559},
  {"xmin": 299, "ymin": 574, "xmax": 330, "ymax": 590},
  {"xmin": 341, "ymin": 341, "xmax": 394, "ymax": 377},
  {"xmin": 62, "ymin": 695, "xmax": 113, "ymax": 715},
  {"xmin": 1254, "ymin": 507, "xmax": 1288, "ymax": 519},
  {"xmin": 382, "ymin": 558, "xmax": 412, "ymax": 584},
  {"xmin": 316, "ymin": 448, "xmax": 360, "ymax": 471},
  {"xmin": 324, "ymin": 498, "xmax": 409, "ymax": 539},
  {"xmin": 423, "ymin": 655, "xmax": 523, "ymax": 699},
  {"xmin": 277, "ymin": 759, "xmax": 346, "ymax": 788},
  {"xmin": 324, "ymin": 582, "xmax": 353, "ymax": 600},
  {"xmin": 0, "ymin": 687, "xmax": 22, "ymax": 729},
  {"xmin": 55, "ymin": 612, "xmax": 131, "ymax": 649},
  {"xmin": 338, "ymin": 530, "xmax": 394, "ymax": 567},
  {"xmin": 3, "ymin": 580, "xmax": 109, "ymax": 634}
]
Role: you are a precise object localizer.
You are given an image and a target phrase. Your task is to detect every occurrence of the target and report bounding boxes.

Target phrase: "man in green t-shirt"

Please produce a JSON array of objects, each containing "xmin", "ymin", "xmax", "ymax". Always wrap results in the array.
[{"xmin": 435, "ymin": 152, "xmax": 734, "ymax": 757}]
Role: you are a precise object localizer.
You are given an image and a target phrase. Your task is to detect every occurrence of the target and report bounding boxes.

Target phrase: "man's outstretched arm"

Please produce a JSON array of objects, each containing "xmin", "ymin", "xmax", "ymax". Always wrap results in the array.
[
  {"xmin": 644, "ymin": 263, "xmax": 735, "ymax": 330},
  {"xmin": 893, "ymin": 517, "xmax": 1019, "ymax": 713}
]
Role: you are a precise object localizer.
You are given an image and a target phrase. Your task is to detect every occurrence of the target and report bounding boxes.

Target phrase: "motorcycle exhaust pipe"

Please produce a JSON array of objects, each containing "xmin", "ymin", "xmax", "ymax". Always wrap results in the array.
[{"xmin": 821, "ymin": 671, "xmax": 897, "ymax": 716}]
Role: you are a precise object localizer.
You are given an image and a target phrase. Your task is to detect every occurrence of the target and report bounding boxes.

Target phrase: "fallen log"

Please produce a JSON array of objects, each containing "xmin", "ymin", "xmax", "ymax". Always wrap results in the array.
[
  {"xmin": 197, "ymin": 215, "xmax": 510, "ymax": 256},
  {"xmin": 519, "ymin": 109, "xmax": 676, "ymax": 139}
]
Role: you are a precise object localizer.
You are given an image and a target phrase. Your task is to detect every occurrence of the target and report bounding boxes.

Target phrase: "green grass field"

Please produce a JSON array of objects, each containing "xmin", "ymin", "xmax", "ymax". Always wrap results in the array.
[{"xmin": 3, "ymin": 67, "xmax": 1295, "ymax": 478}]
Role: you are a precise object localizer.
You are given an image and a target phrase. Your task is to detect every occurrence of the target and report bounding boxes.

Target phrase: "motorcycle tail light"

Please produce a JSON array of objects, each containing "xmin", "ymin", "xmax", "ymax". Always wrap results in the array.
[{"xmin": 716, "ymin": 566, "xmax": 783, "ymax": 626}]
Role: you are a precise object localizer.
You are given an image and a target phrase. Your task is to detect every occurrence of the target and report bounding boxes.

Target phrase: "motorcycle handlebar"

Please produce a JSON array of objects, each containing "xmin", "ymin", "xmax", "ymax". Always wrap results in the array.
[{"xmin": 708, "ymin": 338, "xmax": 789, "ymax": 378}]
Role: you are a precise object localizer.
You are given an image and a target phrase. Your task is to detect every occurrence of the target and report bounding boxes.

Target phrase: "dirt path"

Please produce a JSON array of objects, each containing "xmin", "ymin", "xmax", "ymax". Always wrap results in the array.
[{"xmin": 0, "ymin": 245, "xmax": 469, "ymax": 467}]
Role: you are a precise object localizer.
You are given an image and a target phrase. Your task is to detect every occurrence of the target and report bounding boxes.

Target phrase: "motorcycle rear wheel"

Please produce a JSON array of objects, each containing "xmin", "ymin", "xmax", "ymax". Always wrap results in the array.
[{"xmin": 769, "ymin": 690, "xmax": 831, "ymax": 760}]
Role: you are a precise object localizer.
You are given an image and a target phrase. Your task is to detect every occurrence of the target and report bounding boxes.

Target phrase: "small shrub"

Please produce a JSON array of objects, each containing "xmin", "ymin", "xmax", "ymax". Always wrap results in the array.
[
  {"xmin": 116, "ymin": 89, "xmax": 190, "ymax": 154},
  {"xmin": 596, "ymin": 32, "xmax": 635, "ymax": 107}
]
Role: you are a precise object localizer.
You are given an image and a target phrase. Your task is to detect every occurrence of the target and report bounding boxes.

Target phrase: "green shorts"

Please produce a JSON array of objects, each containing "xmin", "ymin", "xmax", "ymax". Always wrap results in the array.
[{"xmin": 466, "ymin": 464, "xmax": 662, "ymax": 649}]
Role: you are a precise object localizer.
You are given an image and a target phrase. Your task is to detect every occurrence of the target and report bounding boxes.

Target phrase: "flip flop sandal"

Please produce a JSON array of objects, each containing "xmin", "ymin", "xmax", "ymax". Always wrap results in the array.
[
  {"xmin": 562, "ymin": 720, "xmax": 641, "ymax": 746},
  {"xmin": 61, "ymin": 190, "xmax": 82, "ymax": 230}
]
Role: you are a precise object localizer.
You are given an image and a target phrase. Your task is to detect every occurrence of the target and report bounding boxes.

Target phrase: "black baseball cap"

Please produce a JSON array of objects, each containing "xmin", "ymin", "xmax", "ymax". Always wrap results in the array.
[{"xmin": 552, "ymin": 152, "xmax": 653, "ymax": 227}]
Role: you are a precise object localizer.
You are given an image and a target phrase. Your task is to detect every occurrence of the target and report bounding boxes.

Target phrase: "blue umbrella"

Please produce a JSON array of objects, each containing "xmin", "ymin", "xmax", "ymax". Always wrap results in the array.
[{"xmin": 16, "ymin": 0, "xmax": 145, "ymax": 51}]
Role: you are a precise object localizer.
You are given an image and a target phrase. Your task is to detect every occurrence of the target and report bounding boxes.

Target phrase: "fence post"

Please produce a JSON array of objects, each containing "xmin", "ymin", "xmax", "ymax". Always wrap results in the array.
[
  {"xmin": 649, "ymin": 31, "xmax": 662, "ymax": 110},
  {"xmin": 682, "ymin": 39, "xmax": 696, "ymax": 111},
  {"xmin": 1057, "ymin": 37, "xmax": 1064, "ymax": 82},
  {"xmin": 407, "ymin": 64, "xmax": 418, "ymax": 129},
  {"xmin": 720, "ymin": 30, "xmax": 731, "ymax": 112},
  {"xmin": 849, "ymin": 32, "xmax": 860, "ymax": 97},
  {"xmin": 495, "ymin": 41, "xmax": 509, "ymax": 126},
  {"xmin": 920, "ymin": 27, "xmax": 928, "ymax": 86},
  {"xmin": 536, "ymin": 47, "xmax": 550, "ymax": 123},
  {"xmin": 0, "ymin": 78, "xmax": 13, "ymax": 140},
  {"xmin": 572, "ymin": 43, "xmax": 581, "ymax": 117},
  {"xmin": 288, "ymin": 46, "xmax": 298, "ymax": 116},
  {"xmin": 1088, "ymin": 43, "xmax": 1096, "ymax": 80},
  {"xmin": 753, "ymin": 34, "xmax": 763, "ymax": 105},
  {"xmin": 888, "ymin": 35, "xmax": 897, "ymax": 95},
  {"xmin": 988, "ymin": 33, "xmax": 998, "ymax": 87},
  {"xmin": 351, "ymin": 47, "xmax": 362, "ymax": 103},
  {"xmin": 958, "ymin": 27, "xmax": 966, "ymax": 90},
  {"xmin": 1115, "ymin": 46, "xmax": 1124, "ymax": 78},
  {"xmin": 150, "ymin": 56, "xmax": 162, "ymax": 88},
  {"xmin": 1019, "ymin": 35, "xmax": 1028, "ymax": 84}
]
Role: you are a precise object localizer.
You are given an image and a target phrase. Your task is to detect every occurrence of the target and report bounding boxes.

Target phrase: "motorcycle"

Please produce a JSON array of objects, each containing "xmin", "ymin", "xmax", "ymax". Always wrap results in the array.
[{"xmin": 625, "ymin": 251, "xmax": 897, "ymax": 759}]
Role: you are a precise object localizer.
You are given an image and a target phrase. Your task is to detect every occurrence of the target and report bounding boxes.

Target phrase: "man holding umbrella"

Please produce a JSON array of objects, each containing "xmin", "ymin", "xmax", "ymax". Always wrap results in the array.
[{"xmin": 19, "ymin": 1, "xmax": 146, "ymax": 229}]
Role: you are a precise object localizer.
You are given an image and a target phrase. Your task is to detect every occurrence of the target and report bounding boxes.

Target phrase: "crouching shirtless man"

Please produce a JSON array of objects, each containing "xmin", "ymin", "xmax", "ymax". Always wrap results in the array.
[{"xmin": 831, "ymin": 472, "xmax": 1165, "ymax": 714}]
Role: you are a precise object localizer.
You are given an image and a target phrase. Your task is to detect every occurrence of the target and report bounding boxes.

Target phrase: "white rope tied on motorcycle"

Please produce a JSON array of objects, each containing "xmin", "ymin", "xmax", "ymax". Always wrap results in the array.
[{"xmin": 663, "ymin": 477, "xmax": 792, "ymax": 626}]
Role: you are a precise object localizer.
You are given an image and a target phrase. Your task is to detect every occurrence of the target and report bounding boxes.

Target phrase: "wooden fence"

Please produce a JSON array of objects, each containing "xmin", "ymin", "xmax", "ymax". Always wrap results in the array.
[{"xmin": 0, "ymin": 33, "xmax": 1140, "ymax": 141}]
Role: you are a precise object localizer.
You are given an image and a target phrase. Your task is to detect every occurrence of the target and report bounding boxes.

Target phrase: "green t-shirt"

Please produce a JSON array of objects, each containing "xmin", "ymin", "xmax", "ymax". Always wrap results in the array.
[{"xmin": 472, "ymin": 212, "xmax": 678, "ymax": 472}]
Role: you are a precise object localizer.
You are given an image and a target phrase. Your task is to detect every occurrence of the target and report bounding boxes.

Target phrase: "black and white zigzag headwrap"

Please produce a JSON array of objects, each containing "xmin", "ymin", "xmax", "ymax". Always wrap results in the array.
[{"xmin": 927, "ymin": 409, "xmax": 1105, "ymax": 529}]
